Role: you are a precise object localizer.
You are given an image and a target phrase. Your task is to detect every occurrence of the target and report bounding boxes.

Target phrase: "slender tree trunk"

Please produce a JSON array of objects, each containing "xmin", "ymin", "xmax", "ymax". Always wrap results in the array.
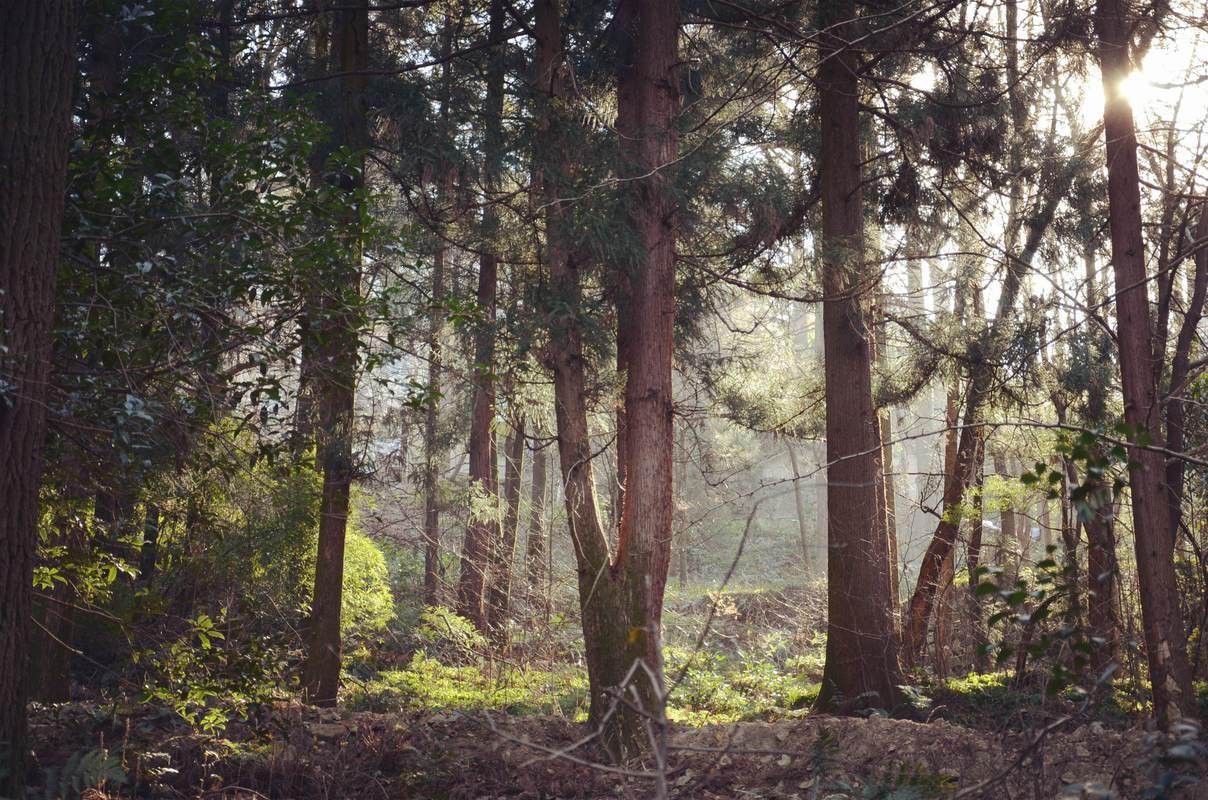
[
  {"xmin": 486, "ymin": 420, "xmax": 526, "ymax": 631},
  {"xmin": 1081, "ymin": 210, "xmax": 1120, "ymax": 673},
  {"xmin": 302, "ymin": 0, "xmax": 368, "ymax": 707},
  {"xmin": 813, "ymin": 0, "xmax": 903, "ymax": 713},
  {"xmin": 524, "ymin": 442, "xmax": 548, "ymax": 620},
  {"xmin": 1166, "ymin": 205, "xmax": 1208, "ymax": 542},
  {"xmin": 1094, "ymin": 0, "xmax": 1196, "ymax": 726},
  {"xmin": 966, "ymin": 431, "xmax": 989, "ymax": 671},
  {"xmin": 422, "ymin": 225, "xmax": 446, "ymax": 604},
  {"xmin": 456, "ymin": 0, "xmax": 506, "ymax": 630},
  {"xmin": 0, "ymin": 3, "xmax": 78, "ymax": 792},
  {"xmin": 787, "ymin": 444, "xmax": 812, "ymax": 571}
]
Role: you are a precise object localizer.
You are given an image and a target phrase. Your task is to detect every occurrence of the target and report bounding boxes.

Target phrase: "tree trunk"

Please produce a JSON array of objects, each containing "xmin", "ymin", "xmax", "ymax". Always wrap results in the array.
[
  {"xmin": 1165, "ymin": 205, "xmax": 1208, "ymax": 542},
  {"xmin": 1080, "ymin": 204, "xmax": 1120, "ymax": 674},
  {"xmin": 1094, "ymin": 0, "xmax": 1196, "ymax": 726},
  {"xmin": 0, "ymin": 2, "xmax": 78, "ymax": 792},
  {"xmin": 536, "ymin": 0, "xmax": 629, "ymax": 748},
  {"xmin": 456, "ymin": 0, "xmax": 506, "ymax": 631},
  {"xmin": 813, "ymin": 0, "xmax": 904, "ymax": 713},
  {"xmin": 302, "ymin": 0, "xmax": 368, "ymax": 707},
  {"xmin": 422, "ymin": 224, "xmax": 446, "ymax": 604},
  {"xmin": 787, "ymin": 444, "xmax": 812, "ymax": 571},
  {"xmin": 610, "ymin": 0, "xmax": 680, "ymax": 750},
  {"xmin": 524, "ymin": 442, "xmax": 549, "ymax": 621},
  {"xmin": 486, "ymin": 420, "xmax": 526, "ymax": 632},
  {"xmin": 539, "ymin": 0, "xmax": 679, "ymax": 763}
]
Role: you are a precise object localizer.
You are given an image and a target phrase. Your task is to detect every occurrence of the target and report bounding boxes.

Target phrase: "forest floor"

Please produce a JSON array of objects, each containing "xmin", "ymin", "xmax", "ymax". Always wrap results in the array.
[{"xmin": 28, "ymin": 699, "xmax": 1208, "ymax": 799}]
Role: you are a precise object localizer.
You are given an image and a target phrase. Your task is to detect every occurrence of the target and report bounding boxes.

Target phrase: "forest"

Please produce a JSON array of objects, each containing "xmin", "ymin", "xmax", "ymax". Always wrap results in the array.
[{"xmin": 3, "ymin": 0, "xmax": 1208, "ymax": 797}]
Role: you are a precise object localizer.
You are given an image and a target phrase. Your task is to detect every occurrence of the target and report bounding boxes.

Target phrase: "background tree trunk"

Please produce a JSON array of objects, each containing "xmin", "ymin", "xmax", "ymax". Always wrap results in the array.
[
  {"xmin": 486, "ymin": 420, "xmax": 526, "ymax": 632},
  {"xmin": 524, "ymin": 442, "xmax": 548, "ymax": 621},
  {"xmin": 456, "ymin": 0, "xmax": 506, "ymax": 631}
]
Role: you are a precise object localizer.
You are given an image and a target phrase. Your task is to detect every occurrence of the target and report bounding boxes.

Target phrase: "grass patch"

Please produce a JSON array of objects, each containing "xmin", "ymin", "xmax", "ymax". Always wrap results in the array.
[{"xmin": 345, "ymin": 652, "xmax": 589, "ymax": 718}]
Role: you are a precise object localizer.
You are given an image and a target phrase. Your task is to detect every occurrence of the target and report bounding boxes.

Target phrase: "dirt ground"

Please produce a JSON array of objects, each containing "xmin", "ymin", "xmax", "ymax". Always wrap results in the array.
[{"xmin": 27, "ymin": 702, "xmax": 1208, "ymax": 799}]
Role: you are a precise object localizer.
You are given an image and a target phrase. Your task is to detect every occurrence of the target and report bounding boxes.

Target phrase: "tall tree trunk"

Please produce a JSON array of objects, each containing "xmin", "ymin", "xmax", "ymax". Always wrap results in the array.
[
  {"xmin": 966, "ymin": 431, "xmax": 990, "ymax": 671},
  {"xmin": 1081, "ymin": 207, "xmax": 1120, "ymax": 673},
  {"xmin": 422, "ymin": 19, "xmax": 457, "ymax": 604},
  {"xmin": 0, "ymin": 2, "xmax": 78, "ymax": 792},
  {"xmin": 456, "ymin": 0, "xmax": 506, "ymax": 630},
  {"xmin": 524, "ymin": 442, "xmax": 549, "ymax": 620},
  {"xmin": 536, "ymin": 0, "xmax": 630, "ymax": 754},
  {"xmin": 538, "ymin": 0, "xmax": 679, "ymax": 762},
  {"xmin": 813, "ymin": 0, "xmax": 903, "ymax": 713},
  {"xmin": 610, "ymin": 0, "xmax": 680, "ymax": 748},
  {"xmin": 422, "ymin": 225, "xmax": 446, "ymax": 604},
  {"xmin": 1094, "ymin": 0, "xmax": 1196, "ymax": 725},
  {"xmin": 486, "ymin": 420, "xmax": 526, "ymax": 631},
  {"xmin": 302, "ymin": 0, "xmax": 368, "ymax": 707}
]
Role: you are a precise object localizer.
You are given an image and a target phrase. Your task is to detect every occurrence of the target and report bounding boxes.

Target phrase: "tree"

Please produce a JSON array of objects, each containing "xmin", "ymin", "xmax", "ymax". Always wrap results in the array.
[
  {"xmin": 0, "ymin": 2, "xmax": 79, "ymax": 792},
  {"xmin": 811, "ymin": 0, "xmax": 904, "ymax": 712},
  {"xmin": 302, "ymin": 0, "xmax": 370, "ymax": 707},
  {"xmin": 456, "ymin": 0, "xmax": 506, "ymax": 632},
  {"xmin": 1093, "ymin": 0, "xmax": 1196, "ymax": 726},
  {"xmin": 536, "ymin": 0, "xmax": 679, "ymax": 760}
]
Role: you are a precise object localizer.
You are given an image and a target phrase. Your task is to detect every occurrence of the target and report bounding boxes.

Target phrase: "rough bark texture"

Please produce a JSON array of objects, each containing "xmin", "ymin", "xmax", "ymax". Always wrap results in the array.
[
  {"xmin": 812, "ymin": 0, "xmax": 904, "ymax": 713},
  {"xmin": 0, "ymin": 2, "xmax": 78, "ymax": 792},
  {"xmin": 1094, "ymin": 0, "xmax": 1196, "ymax": 726},
  {"xmin": 456, "ymin": 0, "xmax": 506, "ymax": 630},
  {"xmin": 539, "ymin": 0, "xmax": 679, "ymax": 762},
  {"xmin": 610, "ymin": 0, "xmax": 680, "ymax": 748},
  {"xmin": 302, "ymin": 0, "xmax": 368, "ymax": 707}
]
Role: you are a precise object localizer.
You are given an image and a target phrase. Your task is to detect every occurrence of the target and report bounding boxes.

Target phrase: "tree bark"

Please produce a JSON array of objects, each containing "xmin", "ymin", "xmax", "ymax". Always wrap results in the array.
[
  {"xmin": 0, "ymin": 2, "xmax": 78, "ymax": 792},
  {"xmin": 812, "ymin": 0, "xmax": 904, "ymax": 713},
  {"xmin": 1094, "ymin": 0, "xmax": 1196, "ymax": 725},
  {"xmin": 610, "ymin": 0, "xmax": 680, "ymax": 747},
  {"xmin": 302, "ymin": 0, "xmax": 368, "ymax": 707},
  {"xmin": 456, "ymin": 0, "xmax": 506, "ymax": 630},
  {"xmin": 538, "ymin": 0, "xmax": 679, "ymax": 762}
]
